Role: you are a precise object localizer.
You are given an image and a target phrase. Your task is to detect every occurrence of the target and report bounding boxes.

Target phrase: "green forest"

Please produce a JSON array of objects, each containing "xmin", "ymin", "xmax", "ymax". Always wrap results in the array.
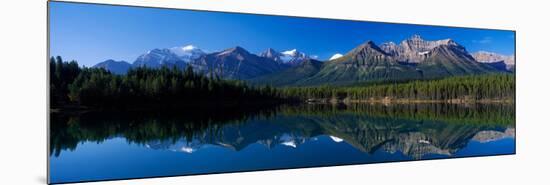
[
  {"xmin": 50, "ymin": 56, "xmax": 514, "ymax": 109},
  {"xmin": 50, "ymin": 56, "xmax": 289, "ymax": 109},
  {"xmin": 281, "ymin": 74, "xmax": 514, "ymax": 101}
]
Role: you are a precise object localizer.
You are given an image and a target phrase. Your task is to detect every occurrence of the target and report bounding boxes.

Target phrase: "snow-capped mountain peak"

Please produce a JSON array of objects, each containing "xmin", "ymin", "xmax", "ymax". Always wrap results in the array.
[
  {"xmin": 169, "ymin": 45, "xmax": 205, "ymax": 60},
  {"xmin": 281, "ymin": 49, "xmax": 308, "ymax": 58},
  {"xmin": 182, "ymin": 45, "xmax": 198, "ymax": 51},
  {"xmin": 329, "ymin": 53, "xmax": 343, "ymax": 60},
  {"xmin": 259, "ymin": 48, "xmax": 310, "ymax": 66},
  {"xmin": 280, "ymin": 49, "xmax": 308, "ymax": 64},
  {"xmin": 134, "ymin": 48, "xmax": 182, "ymax": 68},
  {"xmin": 282, "ymin": 49, "xmax": 298, "ymax": 56}
]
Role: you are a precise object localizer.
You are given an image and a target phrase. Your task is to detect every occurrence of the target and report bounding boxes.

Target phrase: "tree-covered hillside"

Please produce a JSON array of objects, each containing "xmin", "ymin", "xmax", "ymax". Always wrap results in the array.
[
  {"xmin": 280, "ymin": 74, "xmax": 514, "ymax": 101},
  {"xmin": 50, "ymin": 56, "xmax": 292, "ymax": 109}
]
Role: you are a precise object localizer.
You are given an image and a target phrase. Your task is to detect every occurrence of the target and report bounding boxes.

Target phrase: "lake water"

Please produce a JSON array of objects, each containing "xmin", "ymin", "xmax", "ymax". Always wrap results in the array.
[{"xmin": 49, "ymin": 103, "xmax": 515, "ymax": 184}]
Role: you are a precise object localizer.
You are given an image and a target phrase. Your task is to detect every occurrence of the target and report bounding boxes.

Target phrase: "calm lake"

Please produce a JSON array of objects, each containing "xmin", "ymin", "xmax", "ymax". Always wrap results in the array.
[{"xmin": 49, "ymin": 103, "xmax": 515, "ymax": 184}]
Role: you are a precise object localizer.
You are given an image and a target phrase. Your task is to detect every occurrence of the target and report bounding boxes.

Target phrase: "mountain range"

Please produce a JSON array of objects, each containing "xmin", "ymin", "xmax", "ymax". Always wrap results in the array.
[
  {"xmin": 188, "ymin": 46, "xmax": 286, "ymax": 79},
  {"xmin": 260, "ymin": 48, "xmax": 311, "ymax": 66},
  {"xmin": 92, "ymin": 35, "xmax": 514, "ymax": 86},
  {"xmin": 472, "ymin": 51, "xmax": 515, "ymax": 71}
]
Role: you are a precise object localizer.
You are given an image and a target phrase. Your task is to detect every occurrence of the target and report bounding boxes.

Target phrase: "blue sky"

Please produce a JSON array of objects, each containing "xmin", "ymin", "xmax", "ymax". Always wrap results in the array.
[{"xmin": 50, "ymin": 2, "xmax": 515, "ymax": 67}]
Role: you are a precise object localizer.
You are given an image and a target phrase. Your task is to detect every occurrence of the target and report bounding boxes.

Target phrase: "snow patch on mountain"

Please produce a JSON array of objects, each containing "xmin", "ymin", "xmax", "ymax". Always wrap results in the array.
[
  {"xmin": 279, "ymin": 49, "xmax": 308, "ymax": 63},
  {"xmin": 418, "ymin": 51, "xmax": 430, "ymax": 55},
  {"xmin": 133, "ymin": 48, "xmax": 182, "ymax": 68},
  {"xmin": 329, "ymin": 53, "xmax": 343, "ymax": 60},
  {"xmin": 169, "ymin": 45, "xmax": 205, "ymax": 61},
  {"xmin": 282, "ymin": 49, "xmax": 298, "ymax": 56},
  {"xmin": 260, "ymin": 48, "xmax": 310, "ymax": 65}
]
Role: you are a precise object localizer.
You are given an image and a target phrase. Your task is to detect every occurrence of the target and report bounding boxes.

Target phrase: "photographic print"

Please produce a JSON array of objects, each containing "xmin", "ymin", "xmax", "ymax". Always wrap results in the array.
[{"xmin": 48, "ymin": 1, "xmax": 515, "ymax": 184}]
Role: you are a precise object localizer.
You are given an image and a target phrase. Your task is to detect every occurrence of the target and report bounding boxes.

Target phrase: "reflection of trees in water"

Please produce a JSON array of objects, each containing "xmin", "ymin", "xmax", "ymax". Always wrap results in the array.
[
  {"xmin": 50, "ymin": 103, "xmax": 514, "ymax": 158},
  {"xmin": 279, "ymin": 103, "xmax": 515, "ymax": 125},
  {"xmin": 49, "ymin": 105, "xmax": 279, "ymax": 157}
]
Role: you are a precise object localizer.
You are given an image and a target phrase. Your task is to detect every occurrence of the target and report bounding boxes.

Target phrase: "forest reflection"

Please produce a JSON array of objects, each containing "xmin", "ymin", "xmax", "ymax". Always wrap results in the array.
[{"xmin": 50, "ymin": 103, "xmax": 514, "ymax": 158}]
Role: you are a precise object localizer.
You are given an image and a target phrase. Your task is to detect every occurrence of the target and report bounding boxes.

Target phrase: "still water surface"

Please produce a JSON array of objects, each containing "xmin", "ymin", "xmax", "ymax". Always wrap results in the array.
[{"xmin": 49, "ymin": 103, "xmax": 515, "ymax": 184}]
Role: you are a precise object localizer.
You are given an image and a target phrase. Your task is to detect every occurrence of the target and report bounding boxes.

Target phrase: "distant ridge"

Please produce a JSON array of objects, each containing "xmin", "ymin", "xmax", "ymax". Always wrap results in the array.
[
  {"xmin": 472, "ymin": 51, "xmax": 515, "ymax": 71},
  {"xmin": 92, "ymin": 59, "xmax": 131, "ymax": 75},
  {"xmin": 90, "ymin": 34, "xmax": 511, "ymax": 85}
]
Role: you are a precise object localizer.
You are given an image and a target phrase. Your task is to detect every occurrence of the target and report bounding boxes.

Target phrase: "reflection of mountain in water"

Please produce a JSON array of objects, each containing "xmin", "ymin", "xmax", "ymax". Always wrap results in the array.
[
  {"xmin": 472, "ymin": 128, "xmax": 515, "ymax": 143},
  {"xmin": 50, "ymin": 103, "xmax": 514, "ymax": 159},
  {"xmin": 145, "ymin": 139, "xmax": 207, "ymax": 153},
  {"xmin": 144, "ymin": 133, "xmax": 312, "ymax": 153}
]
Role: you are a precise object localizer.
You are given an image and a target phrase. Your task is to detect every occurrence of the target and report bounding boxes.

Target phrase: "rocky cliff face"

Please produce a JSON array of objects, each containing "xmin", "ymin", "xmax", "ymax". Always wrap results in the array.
[
  {"xmin": 472, "ymin": 51, "xmax": 515, "ymax": 71},
  {"xmin": 133, "ymin": 48, "xmax": 184, "ymax": 69},
  {"xmin": 379, "ymin": 42, "xmax": 403, "ymax": 57},
  {"xmin": 417, "ymin": 44, "xmax": 499, "ymax": 78},
  {"xmin": 190, "ymin": 46, "xmax": 286, "ymax": 79},
  {"xmin": 297, "ymin": 40, "xmax": 422, "ymax": 85},
  {"xmin": 259, "ymin": 48, "xmax": 311, "ymax": 66},
  {"xmin": 381, "ymin": 34, "xmax": 460, "ymax": 63},
  {"xmin": 259, "ymin": 48, "xmax": 282, "ymax": 62}
]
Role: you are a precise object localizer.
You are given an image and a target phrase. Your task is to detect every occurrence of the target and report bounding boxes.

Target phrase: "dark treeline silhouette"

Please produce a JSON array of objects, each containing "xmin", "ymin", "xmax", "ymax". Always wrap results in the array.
[
  {"xmin": 50, "ymin": 56, "xmax": 293, "ymax": 109},
  {"xmin": 50, "ymin": 105, "xmax": 281, "ymax": 157},
  {"xmin": 278, "ymin": 103, "xmax": 514, "ymax": 125},
  {"xmin": 280, "ymin": 74, "xmax": 515, "ymax": 101},
  {"xmin": 50, "ymin": 56, "xmax": 81, "ymax": 106}
]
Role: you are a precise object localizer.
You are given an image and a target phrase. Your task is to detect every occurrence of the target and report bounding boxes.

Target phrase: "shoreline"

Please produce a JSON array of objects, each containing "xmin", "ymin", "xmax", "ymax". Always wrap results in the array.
[
  {"xmin": 307, "ymin": 98, "xmax": 515, "ymax": 105},
  {"xmin": 49, "ymin": 100, "xmax": 295, "ymax": 113},
  {"xmin": 51, "ymin": 98, "xmax": 514, "ymax": 113}
]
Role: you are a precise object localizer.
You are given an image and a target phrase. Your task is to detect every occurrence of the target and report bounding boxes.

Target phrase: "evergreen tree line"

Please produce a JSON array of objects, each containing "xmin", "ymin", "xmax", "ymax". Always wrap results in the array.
[
  {"xmin": 280, "ymin": 74, "xmax": 515, "ymax": 101},
  {"xmin": 50, "ymin": 56, "xmax": 292, "ymax": 109},
  {"xmin": 50, "ymin": 56, "xmax": 81, "ymax": 106}
]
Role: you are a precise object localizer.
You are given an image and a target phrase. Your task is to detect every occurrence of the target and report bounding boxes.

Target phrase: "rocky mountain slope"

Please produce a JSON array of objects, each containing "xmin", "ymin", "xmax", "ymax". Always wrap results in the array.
[
  {"xmin": 260, "ymin": 48, "xmax": 311, "ymax": 66},
  {"xmin": 92, "ymin": 59, "xmax": 132, "ymax": 75},
  {"xmin": 91, "ymin": 34, "xmax": 512, "ymax": 86},
  {"xmin": 298, "ymin": 41, "xmax": 422, "ymax": 85},
  {"xmin": 472, "ymin": 51, "xmax": 515, "ymax": 71},
  {"xmin": 189, "ymin": 46, "xmax": 286, "ymax": 79},
  {"xmin": 380, "ymin": 34, "xmax": 459, "ymax": 63}
]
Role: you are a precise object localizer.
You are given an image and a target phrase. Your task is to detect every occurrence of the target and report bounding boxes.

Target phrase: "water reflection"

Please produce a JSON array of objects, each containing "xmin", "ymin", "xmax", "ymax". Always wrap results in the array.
[{"xmin": 49, "ymin": 103, "xmax": 515, "ymax": 183}]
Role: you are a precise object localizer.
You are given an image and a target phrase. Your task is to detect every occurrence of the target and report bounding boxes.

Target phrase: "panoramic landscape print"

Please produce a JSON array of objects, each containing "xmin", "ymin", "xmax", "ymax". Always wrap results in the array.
[{"xmin": 49, "ymin": 2, "xmax": 515, "ymax": 184}]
